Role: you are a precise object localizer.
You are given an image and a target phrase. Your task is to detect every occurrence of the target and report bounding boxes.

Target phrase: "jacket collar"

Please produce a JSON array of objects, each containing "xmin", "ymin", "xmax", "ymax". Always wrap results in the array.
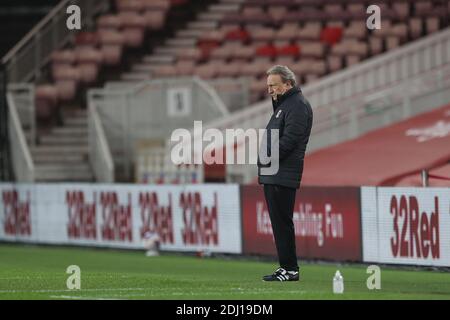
[{"xmin": 272, "ymin": 87, "xmax": 300, "ymax": 111}]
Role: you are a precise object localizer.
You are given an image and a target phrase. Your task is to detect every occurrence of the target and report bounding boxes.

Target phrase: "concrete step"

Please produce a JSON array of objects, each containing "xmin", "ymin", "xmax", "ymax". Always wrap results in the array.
[
  {"xmin": 64, "ymin": 117, "xmax": 88, "ymax": 126},
  {"xmin": 51, "ymin": 127, "xmax": 88, "ymax": 136},
  {"xmin": 120, "ymin": 72, "xmax": 151, "ymax": 81},
  {"xmin": 39, "ymin": 135, "xmax": 88, "ymax": 145},
  {"xmin": 165, "ymin": 37, "xmax": 198, "ymax": 47},
  {"xmin": 33, "ymin": 153, "xmax": 86, "ymax": 164},
  {"xmin": 186, "ymin": 21, "xmax": 218, "ymax": 30},
  {"xmin": 36, "ymin": 163, "xmax": 90, "ymax": 171},
  {"xmin": 31, "ymin": 145, "xmax": 89, "ymax": 156},
  {"xmin": 140, "ymin": 56, "xmax": 174, "ymax": 65},
  {"xmin": 62, "ymin": 108, "xmax": 87, "ymax": 118},
  {"xmin": 154, "ymin": 47, "xmax": 181, "ymax": 55},
  {"xmin": 132, "ymin": 63, "xmax": 161, "ymax": 72},
  {"xmin": 220, "ymin": 0, "xmax": 245, "ymax": 3},
  {"xmin": 143, "ymin": 55, "xmax": 175, "ymax": 64},
  {"xmin": 176, "ymin": 29, "xmax": 205, "ymax": 39},
  {"xmin": 197, "ymin": 12, "xmax": 225, "ymax": 21},
  {"xmin": 209, "ymin": 3, "xmax": 241, "ymax": 13},
  {"xmin": 35, "ymin": 165, "xmax": 94, "ymax": 182}
]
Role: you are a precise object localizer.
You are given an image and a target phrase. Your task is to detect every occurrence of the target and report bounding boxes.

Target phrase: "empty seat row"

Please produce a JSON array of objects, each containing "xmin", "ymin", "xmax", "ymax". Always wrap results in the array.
[{"xmin": 97, "ymin": 11, "xmax": 165, "ymax": 35}]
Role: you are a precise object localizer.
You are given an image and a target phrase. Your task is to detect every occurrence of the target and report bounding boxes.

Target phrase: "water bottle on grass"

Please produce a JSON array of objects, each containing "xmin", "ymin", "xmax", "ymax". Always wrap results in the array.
[{"xmin": 333, "ymin": 270, "xmax": 344, "ymax": 294}]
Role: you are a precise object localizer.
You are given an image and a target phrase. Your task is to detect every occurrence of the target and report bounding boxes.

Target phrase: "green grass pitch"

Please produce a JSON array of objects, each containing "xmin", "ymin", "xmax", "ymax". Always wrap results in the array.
[{"xmin": 0, "ymin": 243, "xmax": 449, "ymax": 300}]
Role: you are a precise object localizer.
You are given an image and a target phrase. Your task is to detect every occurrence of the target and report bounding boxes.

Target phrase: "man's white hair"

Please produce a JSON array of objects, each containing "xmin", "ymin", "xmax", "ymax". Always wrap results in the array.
[{"xmin": 266, "ymin": 65, "xmax": 297, "ymax": 87}]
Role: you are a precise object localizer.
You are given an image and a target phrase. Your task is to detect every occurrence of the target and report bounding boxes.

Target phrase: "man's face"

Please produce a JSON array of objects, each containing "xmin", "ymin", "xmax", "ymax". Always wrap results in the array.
[{"xmin": 267, "ymin": 74, "xmax": 292, "ymax": 101}]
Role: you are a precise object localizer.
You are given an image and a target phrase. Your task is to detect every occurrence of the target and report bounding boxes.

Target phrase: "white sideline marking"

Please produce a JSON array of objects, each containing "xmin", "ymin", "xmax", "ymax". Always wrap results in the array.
[
  {"xmin": 50, "ymin": 295, "xmax": 123, "ymax": 300},
  {"xmin": 0, "ymin": 287, "xmax": 146, "ymax": 294},
  {"xmin": 50, "ymin": 293, "xmax": 147, "ymax": 300},
  {"xmin": 0, "ymin": 287, "xmax": 308, "ymax": 298}
]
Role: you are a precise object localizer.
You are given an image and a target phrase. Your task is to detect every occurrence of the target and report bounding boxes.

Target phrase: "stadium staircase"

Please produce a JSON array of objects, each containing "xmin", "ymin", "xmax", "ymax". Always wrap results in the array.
[
  {"xmin": 126, "ymin": 0, "xmax": 245, "ymax": 80},
  {"xmin": 298, "ymin": 102, "xmax": 450, "ymax": 187},
  {"xmin": 31, "ymin": 108, "xmax": 92, "ymax": 182}
]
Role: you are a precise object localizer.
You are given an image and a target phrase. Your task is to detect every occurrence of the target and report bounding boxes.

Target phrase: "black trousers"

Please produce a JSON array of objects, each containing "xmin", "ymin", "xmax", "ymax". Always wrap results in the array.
[{"xmin": 263, "ymin": 184, "xmax": 298, "ymax": 271}]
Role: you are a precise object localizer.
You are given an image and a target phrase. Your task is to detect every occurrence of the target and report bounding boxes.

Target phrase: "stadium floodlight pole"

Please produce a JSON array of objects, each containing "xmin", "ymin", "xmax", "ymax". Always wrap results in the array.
[{"xmin": 0, "ymin": 63, "xmax": 12, "ymax": 181}]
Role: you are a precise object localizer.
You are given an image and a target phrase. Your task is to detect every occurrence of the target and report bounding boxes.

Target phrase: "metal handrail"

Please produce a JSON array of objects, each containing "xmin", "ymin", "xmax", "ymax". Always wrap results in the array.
[
  {"xmin": 88, "ymin": 99, "xmax": 114, "ymax": 183},
  {"xmin": 1, "ymin": 0, "xmax": 109, "ymax": 82},
  {"xmin": 1, "ymin": 0, "xmax": 70, "ymax": 65},
  {"xmin": 7, "ymin": 83, "xmax": 36, "ymax": 147},
  {"xmin": 6, "ymin": 93, "xmax": 34, "ymax": 182}
]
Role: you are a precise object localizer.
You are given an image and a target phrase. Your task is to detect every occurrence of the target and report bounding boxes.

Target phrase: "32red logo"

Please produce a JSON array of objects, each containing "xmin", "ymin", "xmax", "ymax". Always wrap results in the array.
[
  {"xmin": 390, "ymin": 195, "xmax": 439, "ymax": 259},
  {"xmin": 2, "ymin": 190, "xmax": 31, "ymax": 236},
  {"xmin": 139, "ymin": 192, "xmax": 174, "ymax": 243},
  {"xmin": 180, "ymin": 192, "xmax": 218, "ymax": 245}
]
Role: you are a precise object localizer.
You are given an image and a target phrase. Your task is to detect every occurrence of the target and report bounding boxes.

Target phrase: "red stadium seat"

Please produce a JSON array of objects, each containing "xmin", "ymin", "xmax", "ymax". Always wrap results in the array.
[
  {"xmin": 97, "ymin": 14, "xmax": 122, "ymax": 31},
  {"xmin": 327, "ymin": 55, "xmax": 342, "ymax": 72},
  {"xmin": 274, "ymin": 56, "xmax": 295, "ymax": 67},
  {"xmin": 141, "ymin": 0, "xmax": 170, "ymax": 11},
  {"xmin": 210, "ymin": 44, "xmax": 235, "ymax": 60},
  {"xmin": 175, "ymin": 60, "xmax": 195, "ymax": 75},
  {"xmin": 249, "ymin": 78, "xmax": 267, "ymax": 101},
  {"xmin": 194, "ymin": 63, "xmax": 218, "ymax": 79},
  {"xmin": 225, "ymin": 28, "xmax": 250, "ymax": 42},
  {"xmin": 98, "ymin": 30, "xmax": 125, "ymax": 65},
  {"xmin": 267, "ymin": 6, "xmax": 288, "ymax": 24},
  {"xmin": 276, "ymin": 23, "xmax": 300, "ymax": 41},
  {"xmin": 409, "ymin": 18, "xmax": 423, "ymax": 39},
  {"xmin": 75, "ymin": 32, "xmax": 99, "ymax": 47},
  {"xmin": 53, "ymin": 66, "xmax": 81, "ymax": 101},
  {"xmin": 277, "ymin": 43, "xmax": 300, "ymax": 57},
  {"xmin": 230, "ymin": 45, "xmax": 255, "ymax": 60},
  {"xmin": 100, "ymin": 46, "xmax": 123, "ymax": 66},
  {"xmin": 240, "ymin": 61, "xmax": 263, "ymax": 77},
  {"xmin": 392, "ymin": 2, "xmax": 410, "ymax": 19},
  {"xmin": 216, "ymin": 61, "xmax": 244, "ymax": 78},
  {"xmin": 324, "ymin": 4, "xmax": 344, "ymax": 15},
  {"xmin": 300, "ymin": 41, "xmax": 325, "ymax": 58},
  {"xmin": 143, "ymin": 9, "xmax": 166, "ymax": 30},
  {"xmin": 299, "ymin": 23, "xmax": 321, "ymax": 41},
  {"xmin": 369, "ymin": 37, "xmax": 383, "ymax": 55},
  {"xmin": 153, "ymin": 65, "xmax": 177, "ymax": 77},
  {"xmin": 118, "ymin": 12, "xmax": 146, "ymax": 47},
  {"xmin": 51, "ymin": 50, "xmax": 76, "ymax": 64},
  {"xmin": 115, "ymin": 0, "xmax": 145, "ymax": 13},
  {"xmin": 426, "ymin": 17, "xmax": 440, "ymax": 34},
  {"xmin": 198, "ymin": 40, "xmax": 220, "ymax": 60},
  {"xmin": 35, "ymin": 84, "xmax": 58, "ymax": 123},
  {"xmin": 249, "ymin": 26, "xmax": 276, "ymax": 42},
  {"xmin": 320, "ymin": 26, "xmax": 343, "ymax": 46},
  {"xmin": 386, "ymin": 36, "xmax": 400, "ymax": 50},
  {"xmin": 256, "ymin": 44, "xmax": 277, "ymax": 58},
  {"xmin": 344, "ymin": 21, "xmax": 367, "ymax": 39},
  {"xmin": 198, "ymin": 29, "xmax": 224, "ymax": 45},
  {"xmin": 176, "ymin": 47, "xmax": 202, "ymax": 61},
  {"xmin": 75, "ymin": 47, "xmax": 103, "ymax": 83}
]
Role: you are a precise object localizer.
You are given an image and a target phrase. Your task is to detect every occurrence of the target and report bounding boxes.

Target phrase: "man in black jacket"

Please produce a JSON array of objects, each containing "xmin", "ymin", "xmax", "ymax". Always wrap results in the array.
[{"xmin": 258, "ymin": 65, "xmax": 313, "ymax": 282}]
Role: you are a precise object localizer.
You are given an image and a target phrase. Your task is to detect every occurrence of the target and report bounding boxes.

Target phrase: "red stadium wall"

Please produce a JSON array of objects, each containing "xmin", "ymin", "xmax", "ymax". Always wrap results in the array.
[
  {"xmin": 300, "ymin": 103, "xmax": 450, "ymax": 187},
  {"xmin": 241, "ymin": 185, "xmax": 362, "ymax": 261}
]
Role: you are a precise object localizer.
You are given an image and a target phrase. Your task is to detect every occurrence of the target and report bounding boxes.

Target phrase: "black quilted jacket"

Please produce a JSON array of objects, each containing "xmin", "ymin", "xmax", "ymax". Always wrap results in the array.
[{"xmin": 258, "ymin": 87, "xmax": 313, "ymax": 189}]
